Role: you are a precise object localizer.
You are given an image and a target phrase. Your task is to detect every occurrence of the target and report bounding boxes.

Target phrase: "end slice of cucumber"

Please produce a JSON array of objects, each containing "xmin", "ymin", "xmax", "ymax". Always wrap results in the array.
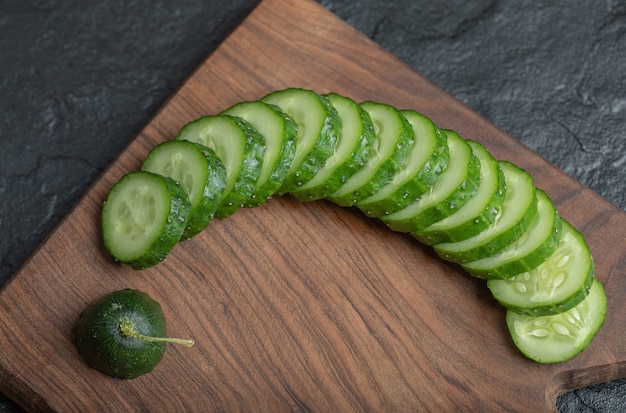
[
  {"xmin": 176, "ymin": 115, "xmax": 265, "ymax": 219},
  {"xmin": 102, "ymin": 171, "xmax": 191, "ymax": 270},
  {"xmin": 506, "ymin": 278, "xmax": 606, "ymax": 364},
  {"xmin": 488, "ymin": 219, "xmax": 595, "ymax": 316},
  {"xmin": 141, "ymin": 140, "xmax": 227, "ymax": 239}
]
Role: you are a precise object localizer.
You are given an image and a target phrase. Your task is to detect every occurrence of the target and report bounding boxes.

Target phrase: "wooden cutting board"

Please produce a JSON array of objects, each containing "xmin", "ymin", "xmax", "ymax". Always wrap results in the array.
[{"xmin": 1, "ymin": 0, "xmax": 625, "ymax": 411}]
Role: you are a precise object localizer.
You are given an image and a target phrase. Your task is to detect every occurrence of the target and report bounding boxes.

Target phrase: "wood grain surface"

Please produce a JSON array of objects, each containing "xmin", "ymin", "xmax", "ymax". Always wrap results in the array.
[{"xmin": 1, "ymin": 0, "xmax": 625, "ymax": 411}]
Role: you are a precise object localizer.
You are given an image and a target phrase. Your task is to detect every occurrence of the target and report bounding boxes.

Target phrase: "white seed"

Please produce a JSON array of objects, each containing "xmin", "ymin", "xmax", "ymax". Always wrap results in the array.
[
  {"xmin": 531, "ymin": 329, "xmax": 549, "ymax": 337},
  {"xmin": 565, "ymin": 313, "xmax": 577, "ymax": 324},
  {"xmin": 557, "ymin": 255, "xmax": 570, "ymax": 268},
  {"xmin": 553, "ymin": 323, "xmax": 570, "ymax": 336},
  {"xmin": 553, "ymin": 273, "xmax": 565, "ymax": 288}
]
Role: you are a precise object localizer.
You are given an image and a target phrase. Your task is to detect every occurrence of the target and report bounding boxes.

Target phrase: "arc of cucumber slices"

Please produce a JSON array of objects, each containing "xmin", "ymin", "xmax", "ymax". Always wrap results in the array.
[{"xmin": 102, "ymin": 87, "xmax": 606, "ymax": 364}]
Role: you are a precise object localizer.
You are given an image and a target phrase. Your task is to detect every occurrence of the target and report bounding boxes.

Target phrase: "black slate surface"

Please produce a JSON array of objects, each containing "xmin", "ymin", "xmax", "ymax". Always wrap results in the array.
[{"xmin": 0, "ymin": 0, "xmax": 624, "ymax": 411}]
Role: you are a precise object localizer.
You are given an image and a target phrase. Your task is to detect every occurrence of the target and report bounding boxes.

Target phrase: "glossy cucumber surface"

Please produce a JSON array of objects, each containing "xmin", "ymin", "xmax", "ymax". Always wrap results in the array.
[
  {"xmin": 141, "ymin": 140, "xmax": 226, "ymax": 238},
  {"xmin": 176, "ymin": 114, "xmax": 265, "ymax": 218},
  {"xmin": 221, "ymin": 101, "xmax": 297, "ymax": 205},
  {"xmin": 328, "ymin": 101, "xmax": 414, "ymax": 207},
  {"xmin": 102, "ymin": 89, "xmax": 604, "ymax": 364},
  {"xmin": 102, "ymin": 171, "xmax": 191, "ymax": 270}
]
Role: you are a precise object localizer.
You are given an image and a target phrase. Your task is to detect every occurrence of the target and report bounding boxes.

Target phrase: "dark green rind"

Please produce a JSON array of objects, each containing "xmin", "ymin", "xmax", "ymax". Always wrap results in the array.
[
  {"xmin": 221, "ymin": 101, "xmax": 297, "ymax": 205},
  {"xmin": 414, "ymin": 140, "xmax": 506, "ymax": 245},
  {"xmin": 328, "ymin": 101, "xmax": 415, "ymax": 207},
  {"xmin": 141, "ymin": 141, "xmax": 227, "ymax": 239},
  {"xmin": 75, "ymin": 289, "xmax": 167, "ymax": 379},
  {"xmin": 381, "ymin": 130, "xmax": 481, "ymax": 233},
  {"xmin": 290, "ymin": 93, "xmax": 376, "ymax": 202},
  {"xmin": 462, "ymin": 190, "xmax": 562, "ymax": 280},
  {"xmin": 261, "ymin": 88, "xmax": 341, "ymax": 194},
  {"xmin": 488, "ymin": 220, "xmax": 595, "ymax": 316},
  {"xmin": 189, "ymin": 145, "xmax": 227, "ymax": 235},
  {"xmin": 220, "ymin": 116, "xmax": 267, "ymax": 213},
  {"xmin": 102, "ymin": 171, "xmax": 191, "ymax": 270},
  {"xmin": 356, "ymin": 110, "xmax": 450, "ymax": 217},
  {"xmin": 434, "ymin": 161, "xmax": 538, "ymax": 264},
  {"xmin": 176, "ymin": 114, "xmax": 266, "ymax": 219}
]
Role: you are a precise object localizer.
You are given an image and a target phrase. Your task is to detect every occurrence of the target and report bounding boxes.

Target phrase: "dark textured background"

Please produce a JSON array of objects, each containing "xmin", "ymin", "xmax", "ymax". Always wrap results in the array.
[{"xmin": 1, "ymin": 0, "xmax": 624, "ymax": 411}]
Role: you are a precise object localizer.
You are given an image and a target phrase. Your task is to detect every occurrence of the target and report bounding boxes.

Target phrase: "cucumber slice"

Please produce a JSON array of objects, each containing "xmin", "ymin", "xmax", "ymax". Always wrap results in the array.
[
  {"xmin": 380, "ymin": 130, "xmax": 481, "ymax": 233},
  {"xmin": 506, "ymin": 279, "xmax": 606, "ymax": 363},
  {"xmin": 176, "ymin": 115, "xmax": 265, "ymax": 219},
  {"xmin": 462, "ymin": 189, "xmax": 562, "ymax": 279},
  {"xmin": 221, "ymin": 101, "xmax": 297, "ymax": 206},
  {"xmin": 290, "ymin": 93, "xmax": 376, "ymax": 202},
  {"xmin": 328, "ymin": 101, "xmax": 415, "ymax": 206},
  {"xmin": 488, "ymin": 219, "xmax": 595, "ymax": 316},
  {"xmin": 357, "ymin": 110, "xmax": 449, "ymax": 217},
  {"xmin": 102, "ymin": 171, "xmax": 192, "ymax": 270},
  {"xmin": 141, "ymin": 140, "xmax": 227, "ymax": 239},
  {"xmin": 434, "ymin": 161, "xmax": 537, "ymax": 264},
  {"xmin": 414, "ymin": 140, "xmax": 506, "ymax": 245},
  {"xmin": 261, "ymin": 88, "xmax": 341, "ymax": 194}
]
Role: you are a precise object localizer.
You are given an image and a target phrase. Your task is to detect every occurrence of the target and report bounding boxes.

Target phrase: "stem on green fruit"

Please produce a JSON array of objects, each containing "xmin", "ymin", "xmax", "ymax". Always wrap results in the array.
[{"xmin": 119, "ymin": 316, "xmax": 195, "ymax": 347}]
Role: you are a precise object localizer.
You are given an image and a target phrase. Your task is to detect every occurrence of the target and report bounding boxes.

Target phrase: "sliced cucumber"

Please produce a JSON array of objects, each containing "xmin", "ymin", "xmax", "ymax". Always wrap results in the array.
[
  {"xmin": 290, "ymin": 93, "xmax": 376, "ymax": 202},
  {"xmin": 328, "ymin": 101, "xmax": 415, "ymax": 206},
  {"xmin": 102, "ymin": 90, "xmax": 604, "ymax": 365},
  {"xmin": 414, "ymin": 140, "xmax": 506, "ymax": 245},
  {"xmin": 102, "ymin": 171, "xmax": 192, "ymax": 270},
  {"xmin": 261, "ymin": 88, "xmax": 341, "ymax": 194},
  {"xmin": 488, "ymin": 219, "xmax": 595, "ymax": 316},
  {"xmin": 141, "ymin": 140, "xmax": 227, "ymax": 239},
  {"xmin": 434, "ymin": 161, "xmax": 537, "ymax": 264},
  {"xmin": 462, "ymin": 189, "xmax": 562, "ymax": 280},
  {"xmin": 221, "ymin": 101, "xmax": 297, "ymax": 206},
  {"xmin": 506, "ymin": 279, "xmax": 606, "ymax": 363},
  {"xmin": 357, "ymin": 110, "xmax": 449, "ymax": 217},
  {"xmin": 176, "ymin": 115, "xmax": 265, "ymax": 219},
  {"xmin": 380, "ymin": 130, "xmax": 481, "ymax": 233}
]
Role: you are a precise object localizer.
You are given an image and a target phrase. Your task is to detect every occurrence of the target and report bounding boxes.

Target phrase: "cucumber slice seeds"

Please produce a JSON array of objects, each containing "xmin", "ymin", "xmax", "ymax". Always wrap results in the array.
[
  {"xmin": 101, "ymin": 88, "xmax": 606, "ymax": 364},
  {"xmin": 102, "ymin": 171, "xmax": 191, "ymax": 270}
]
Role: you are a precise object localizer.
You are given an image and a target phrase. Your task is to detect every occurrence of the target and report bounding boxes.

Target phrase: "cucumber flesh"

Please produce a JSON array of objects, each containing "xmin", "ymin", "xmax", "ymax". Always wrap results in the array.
[
  {"xmin": 290, "ymin": 93, "xmax": 376, "ymax": 202},
  {"xmin": 462, "ymin": 189, "xmax": 562, "ymax": 280},
  {"xmin": 262, "ymin": 88, "xmax": 341, "ymax": 194},
  {"xmin": 506, "ymin": 279, "xmax": 606, "ymax": 363},
  {"xmin": 488, "ymin": 219, "xmax": 595, "ymax": 316},
  {"xmin": 357, "ymin": 110, "xmax": 449, "ymax": 217},
  {"xmin": 328, "ymin": 101, "xmax": 415, "ymax": 206},
  {"xmin": 102, "ymin": 171, "xmax": 191, "ymax": 270},
  {"xmin": 141, "ymin": 140, "xmax": 227, "ymax": 238},
  {"xmin": 414, "ymin": 140, "xmax": 506, "ymax": 245},
  {"xmin": 434, "ymin": 161, "xmax": 537, "ymax": 264},
  {"xmin": 176, "ymin": 114, "xmax": 265, "ymax": 219},
  {"xmin": 103, "ymin": 90, "xmax": 605, "ymax": 364},
  {"xmin": 221, "ymin": 101, "xmax": 297, "ymax": 206},
  {"xmin": 381, "ymin": 130, "xmax": 481, "ymax": 233}
]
